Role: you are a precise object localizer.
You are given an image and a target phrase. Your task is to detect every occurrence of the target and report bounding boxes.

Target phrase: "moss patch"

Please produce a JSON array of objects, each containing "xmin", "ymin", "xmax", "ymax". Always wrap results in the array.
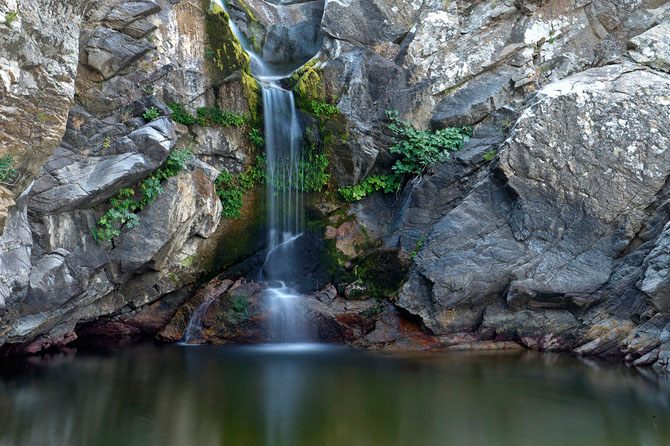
[
  {"xmin": 288, "ymin": 61, "xmax": 326, "ymax": 113},
  {"xmin": 203, "ymin": 0, "xmax": 250, "ymax": 80},
  {"xmin": 241, "ymin": 71, "xmax": 262, "ymax": 129}
]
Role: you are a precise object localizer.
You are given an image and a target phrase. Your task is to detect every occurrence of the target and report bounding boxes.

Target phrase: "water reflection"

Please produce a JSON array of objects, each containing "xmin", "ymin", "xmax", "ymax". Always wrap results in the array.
[{"xmin": 0, "ymin": 343, "xmax": 669, "ymax": 446}]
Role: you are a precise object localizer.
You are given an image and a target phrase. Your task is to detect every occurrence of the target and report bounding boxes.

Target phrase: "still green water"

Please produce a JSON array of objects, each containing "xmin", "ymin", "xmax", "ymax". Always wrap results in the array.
[{"xmin": 0, "ymin": 342, "xmax": 669, "ymax": 446}]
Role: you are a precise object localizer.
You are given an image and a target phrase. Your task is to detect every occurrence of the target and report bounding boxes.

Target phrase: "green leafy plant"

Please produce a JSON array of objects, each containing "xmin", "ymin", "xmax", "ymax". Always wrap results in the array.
[
  {"xmin": 167, "ymin": 103, "xmax": 197, "ymax": 125},
  {"xmin": 167, "ymin": 103, "xmax": 249, "ymax": 129},
  {"xmin": 249, "ymin": 128, "xmax": 264, "ymax": 148},
  {"xmin": 215, "ymin": 155, "xmax": 266, "ymax": 220},
  {"xmin": 102, "ymin": 136, "xmax": 112, "ymax": 149},
  {"xmin": 142, "ymin": 86, "xmax": 153, "ymax": 94},
  {"xmin": 4, "ymin": 10, "xmax": 18, "ymax": 26},
  {"xmin": 338, "ymin": 173, "xmax": 402, "ymax": 202},
  {"xmin": 143, "ymin": 106, "xmax": 159, "ymax": 121},
  {"xmin": 483, "ymin": 150, "xmax": 497, "ymax": 161},
  {"xmin": 196, "ymin": 107, "xmax": 247, "ymax": 127},
  {"xmin": 360, "ymin": 303, "xmax": 384, "ymax": 318},
  {"xmin": 386, "ymin": 110, "xmax": 471, "ymax": 176},
  {"xmin": 91, "ymin": 149, "xmax": 191, "ymax": 242},
  {"xmin": 410, "ymin": 235, "xmax": 426, "ymax": 258},
  {"xmin": 0, "ymin": 155, "xmax": 18, "ymax": 184},
  {"xmin": 309, "ymin": 101, "xmax": 340, "ymax": 118},
  {"xmin": 264, "ymin": 142, "xmax": 330, "ymax": 193},
  {"xmin": 338, "ymin": 111, "xmax": 471, "ymax": 202}
]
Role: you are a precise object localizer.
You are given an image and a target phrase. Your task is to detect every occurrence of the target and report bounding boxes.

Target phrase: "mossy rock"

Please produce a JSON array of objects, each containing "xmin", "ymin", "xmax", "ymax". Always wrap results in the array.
[
  {"xmin": 344, "ymin": 249, "xmax": 409, "ymax": 299},
  {"xmin": 230, "ymin": 0, "xmax": 265, "ymax": 53},
  {"xmin": 290, "ymin": 61, "xmax": 326, "ymax": 113},
  {"xmin": 241, "ymin": 71, "xmax": 262, "ymax": 129},
  {"xmin": 203, "ymin": 0, "xmax": 250, "ymax": 80}
]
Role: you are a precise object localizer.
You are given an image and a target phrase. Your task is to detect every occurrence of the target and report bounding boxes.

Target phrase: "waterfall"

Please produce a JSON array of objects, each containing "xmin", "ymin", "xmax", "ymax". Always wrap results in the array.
[
  {"xmin": 183, "ymin": 298, "xmax": 216, "ymax": 344},
  {"xmin": 213, "ymin": 0, "xmax": 314, "ymax": 343},
  {"xmin": 260, "ymin": 85, "xmax": 312, "ymax": 343}
]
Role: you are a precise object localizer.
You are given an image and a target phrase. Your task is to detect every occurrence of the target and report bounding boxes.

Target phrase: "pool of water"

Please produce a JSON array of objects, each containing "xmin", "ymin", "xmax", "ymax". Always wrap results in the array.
[{"xmin": 1, "ymin": 342, "xmax": 669, "ymax": 445}]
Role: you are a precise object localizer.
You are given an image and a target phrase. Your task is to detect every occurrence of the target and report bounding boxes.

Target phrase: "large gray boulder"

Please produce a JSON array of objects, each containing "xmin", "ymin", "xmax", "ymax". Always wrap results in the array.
[{"xmin": 397, "ymin": 64, "xmax": 670, "ymax": 335}]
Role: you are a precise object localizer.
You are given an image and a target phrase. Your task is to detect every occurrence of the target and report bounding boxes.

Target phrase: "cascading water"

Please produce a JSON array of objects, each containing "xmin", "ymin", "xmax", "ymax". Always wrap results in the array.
[
  {"xmin": 183, "ymin": 298, "xmax": 216, "ymax": 344},
  {"xmin": 210, "ymin": 0, "xmax": 314, "ymax": 343}
]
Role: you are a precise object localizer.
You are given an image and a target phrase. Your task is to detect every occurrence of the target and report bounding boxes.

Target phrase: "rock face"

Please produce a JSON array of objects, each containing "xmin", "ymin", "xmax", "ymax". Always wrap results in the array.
[
  {"xmin": 0, "ymin": 0, "xmax": 259, "ymax": 353},
  {"xmin": 0, "ymin": 0, "xmax": 84, "ymax": 221},
  {"xmin": 311, "ymin": 0, "xmax": 670, "ymax": 373},
  {"xmin": 158, "ymin": 276, "xmax": 439, "ymax": 350},
  {"xmin": 399, "ymin": 64, "xmax": 670, "ymax": 333},
  {"xmin": 3, "ymin": 0, "xmax": 670, "ymax": 378},
  {"xmin": 227, "ymin": 0, "xmax": 324, "ymax": 66}
]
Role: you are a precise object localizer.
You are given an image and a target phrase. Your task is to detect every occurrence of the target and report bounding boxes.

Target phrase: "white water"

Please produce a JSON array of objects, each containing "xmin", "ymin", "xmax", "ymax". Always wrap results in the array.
[
  {"xmin": 212, "ymin": 0, "xmax": 312, "ymax": 342},
  {"xmin": 183, "ymin": 298, "xmax": 216, "ymax": 343}
]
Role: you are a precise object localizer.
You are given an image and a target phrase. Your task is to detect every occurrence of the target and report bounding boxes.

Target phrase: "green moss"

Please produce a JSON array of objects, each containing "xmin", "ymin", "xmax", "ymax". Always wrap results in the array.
[
  {"xmin": 241, "ymin": 71, "xmax": 262, "ymax": 129},
  {"xmin": 235, "ymin": 0, "xmax": 263, "ymax": 53},
  {"xmin": 204, "ymin": 1, "xmax": 250, "ymax": 80},
  {"xmin": 292, "ymin": 63, "xmax": 326, "ymax": 113},
  {"xmin": 182, "ymin": 254, "xmax": 196, "ymax": 268},
  {"xmin": 355, "ymin": 249, "xmax": 409, "ymax": 298}
]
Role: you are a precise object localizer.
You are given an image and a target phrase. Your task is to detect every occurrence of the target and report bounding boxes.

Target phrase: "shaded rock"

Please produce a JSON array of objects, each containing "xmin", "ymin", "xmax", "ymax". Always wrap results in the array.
[{"xmin": 158, "ymin": 276, "xmax": 235, "ymax": 342}]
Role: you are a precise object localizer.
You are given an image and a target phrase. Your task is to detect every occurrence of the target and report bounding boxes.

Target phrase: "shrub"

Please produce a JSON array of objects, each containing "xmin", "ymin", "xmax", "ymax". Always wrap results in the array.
[
  {"xmin": 386, "ymin": 110, "xmax": 472, "ymax": 176},
  {"xmin": 196, "ymin": 107, "xmax": 247, "ymax": 127},
  {"xmin": 338, "ymin": 174, "xmax": 402, "ymax": 202},
  {"xmin": 215, "ymin": 155, "xmax": 266, "ymax": 220},
  {"xmin": 167, "ymin": 103, "xmax": 196, "ymax": 125},
  {"xmin": 249, "ymin": 128, "xmax": 264, "ymax": 148},
  {"xmin": 143, "ymin": 106, "xmax": 159, "ymax": 120},
  {"xmin": 338, "ymin": 112, "xmax": 472, "ymax": 202},
  {"xmin": 309, "ymin": 101, "xmax": 339, "ymax": 118}
]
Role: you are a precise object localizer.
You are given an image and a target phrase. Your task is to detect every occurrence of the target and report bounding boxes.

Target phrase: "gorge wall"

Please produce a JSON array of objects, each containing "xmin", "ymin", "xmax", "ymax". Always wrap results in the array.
[{"xmin": 1, "ymin": 0, "xmax": 670, "ymax": 373}]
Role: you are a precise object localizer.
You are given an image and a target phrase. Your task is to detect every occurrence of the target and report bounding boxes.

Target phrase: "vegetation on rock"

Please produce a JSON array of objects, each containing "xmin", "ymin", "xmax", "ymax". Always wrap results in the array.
[
  {"xmin": 142, "ymin": 106, "xmax": 159, "ymax": 120},
  {"xmin": 216, "ymin": 141, "xmax": 330, "ymax": 220},
  {"xmin": 0, "ymin": 155, "xmax": 18, "ymax": 185},
  {"xmin": 215, "ymin": 155, "xmax": 265, "ymax": 220},
  {"xmin": 91, "ymin": 149, "xmax": 192, "ymax": 243},
  {"xmin": 339, "ymin": 111, "xmax": 472, "ymax": 202},
  {"xmin": 203, "ymin": 1, "xmax": 250, "ymax": 79},
  {"xmin": 167, "ymin": 102, "xmax": 264, "ymax": 149}
]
